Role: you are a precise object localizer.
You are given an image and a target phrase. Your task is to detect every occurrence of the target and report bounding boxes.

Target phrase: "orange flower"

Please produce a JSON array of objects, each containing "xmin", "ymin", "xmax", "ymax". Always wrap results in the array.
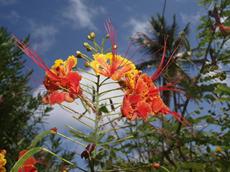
[
  {"xmin": 90, "ymin": 20, "xmax": 137, "ymax": 81},
  {"xmin": 121, "ymin": 73, "xmax": 189, "ymax": 125},
  {"xmin": 43, "ymin": 56, "xmax": 82, "ymax": 104},
  {"xmin": 90, "ymin": 53, "xmax": 136, "ymax": 80},
  {"xmin": 0, "ymin": 149, "xmax": 7, "ymax": 172},
  {"xmin": 14, "ymin": 38, "xmax": 82, "ymax": 105},
  {"xmin": 122, "ymin": 73, "xmax": 160, "ymax": 120},
  {"xmin": 18, "ymin": 150, "xmax": 38, "ymax": 172},
  {"xmin": 121, "ymin": 38, "xmax": 190, "ymax": 125}
]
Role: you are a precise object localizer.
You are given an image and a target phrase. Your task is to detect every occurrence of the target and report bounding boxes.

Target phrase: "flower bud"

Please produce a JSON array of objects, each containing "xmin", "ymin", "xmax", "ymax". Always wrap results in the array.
[
  {"xmin": 50, "ymin": 128, "xmax": 57, "ymax": 134},
  {"xmin": 76, "ymin": 51, "xmax": 83, "ymax": 58},
  {"xmin": 83, "ymin": 42, "xmax": 92, "ymax": 51},
  {"xmin": 106, "ymin": 34, "xmax": 109, "ymax": 39},
  {"xmin": 113, "ymin": 44, "xmax": 118, "ymax": 49},
  {"xmin": 84, "ymin": 62, "xmax": 90, "ymax": 68},
  {"xmin": 87, "ymin": 32, "xmax": 96, "ymax": 40},
  {"xmin": 152, "ymin": 162, "xmax": 160, "ymax": 169},
  {"xmin": 0, "ymin": 149, "xmax": 6, "ymax": 155}
]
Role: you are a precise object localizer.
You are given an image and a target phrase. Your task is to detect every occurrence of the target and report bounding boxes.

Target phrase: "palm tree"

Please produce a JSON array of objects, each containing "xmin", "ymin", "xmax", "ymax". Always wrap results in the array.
[
  {"xmin": 132, "ymin": 14, "xmax": 192, "ymax": 106},
  {"xmin": 131, "ymin": 14, "xmax": 195, "ymax": 165}
]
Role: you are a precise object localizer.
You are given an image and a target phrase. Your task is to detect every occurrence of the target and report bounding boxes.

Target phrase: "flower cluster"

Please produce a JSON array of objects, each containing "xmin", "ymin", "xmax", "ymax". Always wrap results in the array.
[
  {"xmin": 12, "ymin": 20, "xmax": 191, "ymax": 172},
  {"xmin": 42, "ymin": 56, "xmax": 82, "ymax": 105},
  {"xmin": 15, "ymin": 37, "xmax": 82, "ymax": 105},
  {"xmin": 88, "ymin": 22, "xmax": 189, "ymax": 124},
  {"xmin": 14, "ymin": 21, "xmax": 189, "ymax": 125},
  {"xmin": 0, "ymin": 149, "xmax": 6, "ymax": 172}
]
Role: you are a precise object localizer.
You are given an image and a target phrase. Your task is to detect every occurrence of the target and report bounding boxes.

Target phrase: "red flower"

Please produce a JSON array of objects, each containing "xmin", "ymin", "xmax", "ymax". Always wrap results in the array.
[
  {"xmin": 121, "ymin": 40, "xmax": 190, "ymax": 125},
  {"xmin": 81, "ymin": 143, "xmax": 96, "ymax": 159},
  {"xmin": 18, "ymin": 150, "xmax": 38, "ymax": 172},
  {"xmin": 14, "ymin": 37, "xmax": 82, "ymax": 105}
]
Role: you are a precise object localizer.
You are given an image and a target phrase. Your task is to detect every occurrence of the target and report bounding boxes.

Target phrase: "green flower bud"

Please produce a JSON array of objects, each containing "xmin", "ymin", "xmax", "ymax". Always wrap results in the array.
[
  {"xmin": 84, "ymin": 62, "xmax": 90, "ymax": 67},
  {"xmin": 87, "ymin": 32, "xmax": 96, "ymax": 40},
  {"xmin": 83, "ymin": 42, "xmax": 92, "ymax": 51}
]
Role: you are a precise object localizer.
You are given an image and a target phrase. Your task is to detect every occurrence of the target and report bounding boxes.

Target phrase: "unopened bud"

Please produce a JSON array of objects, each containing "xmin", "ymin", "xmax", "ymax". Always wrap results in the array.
[
  {"xmin": 152, "ymin": 162, "xmax": 160, "ymax": 169},
  {"xmin": 50, "ymin": 128, "xmax": 57, "ymax": 134},
  {"xmin": 84, "ymin": 62, "xmax": 90, "ymax": 67},
  {"xmin": 76, "ymin": 51, "xmax": 83, "ymax": 58},
  {"xmin": 113, "ymin": 44, "xmax": 118, "ymax": 49},
  {"xmin": 83, "ymin": 42, "xmax": 92, "ymax": 51},
  {"xmin": 87, "ymin": 32, "xmax": 96, "ymax": 40},
  {"xmin": 0, "ymin": 149, "xmax": 6, "ymax": 155}
]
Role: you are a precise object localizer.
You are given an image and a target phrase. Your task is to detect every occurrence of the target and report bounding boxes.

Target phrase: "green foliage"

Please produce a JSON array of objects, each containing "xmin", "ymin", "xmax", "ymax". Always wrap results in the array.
[
  {"xmin": 9, "ymin": 0, "xmax": 230, "ymax": 171},
  {"xmin": 0, "ymin": 27, "xmax": 50, "ymax": 168},
  {"xmin": 103, "ymin": 0, "xmax": 230, "ymax": 171}
]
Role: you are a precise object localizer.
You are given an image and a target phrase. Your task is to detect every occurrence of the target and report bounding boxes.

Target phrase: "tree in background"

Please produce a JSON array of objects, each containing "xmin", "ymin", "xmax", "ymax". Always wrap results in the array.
[
  {"xmin": 7, "ymin": 0, "xmax": 230, "ymax": 171},
  {"xmin": 0, "ymin": 27, "xmax": 76, "ymax": 172},
  {"xmin": 0, "ymin": 27, "xmax": 49, "ymax": 168},
  {"xmin": 112, "ymin": 0, "xmax": 230, "ymax": 171},
  {"xmin": 133, "ymin": 14, "xmax": 192, "ymax": 106}
]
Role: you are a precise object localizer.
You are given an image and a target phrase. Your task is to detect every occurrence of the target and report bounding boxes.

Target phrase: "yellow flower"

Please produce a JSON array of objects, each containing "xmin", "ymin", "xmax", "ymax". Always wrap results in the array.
[
  {"xmin": 51, "ymin": 55, "xmax": 77, "ymax": 76},
  {"xmin": 215, "ymin": 146, "xmax": 222, "ymax": 153},
  {"xmin": 0, "ymin": 150, "xmax": 7, "ymax": 170},
  {"xmin": 124, "ymin": 69, "xmax": 139, "ymax": 89},
  {"xmin": 90, "ymin": 53, "xmax": 136, "ymax": 80},
  {"xmin": 53, "ymin": 59, "xmax": 64, "ymax": 68}
]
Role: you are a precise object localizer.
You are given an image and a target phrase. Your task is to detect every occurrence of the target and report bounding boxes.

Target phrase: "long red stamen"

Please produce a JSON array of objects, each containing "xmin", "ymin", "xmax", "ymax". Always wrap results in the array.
[
  {"xmin": 14, "ymin": 36, "xmax": 48, "ymax": 71},
  {"xmin": 151, "ymin": 39, "xmax": 167, "ymax": 81},
  {"xmin": 13, "ymin": 36, "xmax": 58, "ymax": 80},
  {"xmin": 152, "ymin": 86, "xmax": 183, "ymax": 94},
  {"xmin": 169, "ymin": 111, "xmax": 191, "ymax": 126},
  {"xmin": 158, "ymin": 42, "xmax": 180, "ymax": 77},
  {"xmin": 105, "ymin": 19, "xmax": 117, "ymax": 74},
  {"xmin": 151, "ymin": 38, "xmax": 181, "ymax": 81}
]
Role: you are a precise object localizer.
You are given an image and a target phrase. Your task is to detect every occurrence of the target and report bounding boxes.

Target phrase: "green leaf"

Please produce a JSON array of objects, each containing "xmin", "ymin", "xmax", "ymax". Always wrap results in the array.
[
  {"xmin": 99, "ymin": 105, "xmax": 109, "ymax": 113},
  {"xmin": 10, "ymin": 147, "xmax": 42, "ymax": 172}
]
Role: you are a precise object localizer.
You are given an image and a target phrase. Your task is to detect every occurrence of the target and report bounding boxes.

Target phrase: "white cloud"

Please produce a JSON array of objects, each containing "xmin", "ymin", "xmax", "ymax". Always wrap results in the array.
[
  {"xmin": 62, "ymin": 0, "xmax": 105, "ymax": 30},
  {"xmin": 180, "ymin": 12, "xmax": 202, "ymax": 25},
  {"xmin": 30, "ymin": 24, "xmax": 58, "ymax": 53},
  {"xmin": 125, "ymin": 18, "xmax": 150, "ymax": 36},
  {"xmin": 34, "ymin": 69, "xmax": 124, "ymax": 132},
  {"xmin": 0, "ymin": 0, "xmax": 16, "ymax": 5}
]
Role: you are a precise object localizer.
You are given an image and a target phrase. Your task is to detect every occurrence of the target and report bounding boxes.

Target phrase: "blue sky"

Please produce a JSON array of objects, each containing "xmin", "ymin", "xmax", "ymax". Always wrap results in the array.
[
  {"xmin": 1, "ymin": 1, "xmax": 219, "ymax": 169},
  {"xmin": 0, "ymin": 0, "xmax": 205, "ymax": 87}
]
